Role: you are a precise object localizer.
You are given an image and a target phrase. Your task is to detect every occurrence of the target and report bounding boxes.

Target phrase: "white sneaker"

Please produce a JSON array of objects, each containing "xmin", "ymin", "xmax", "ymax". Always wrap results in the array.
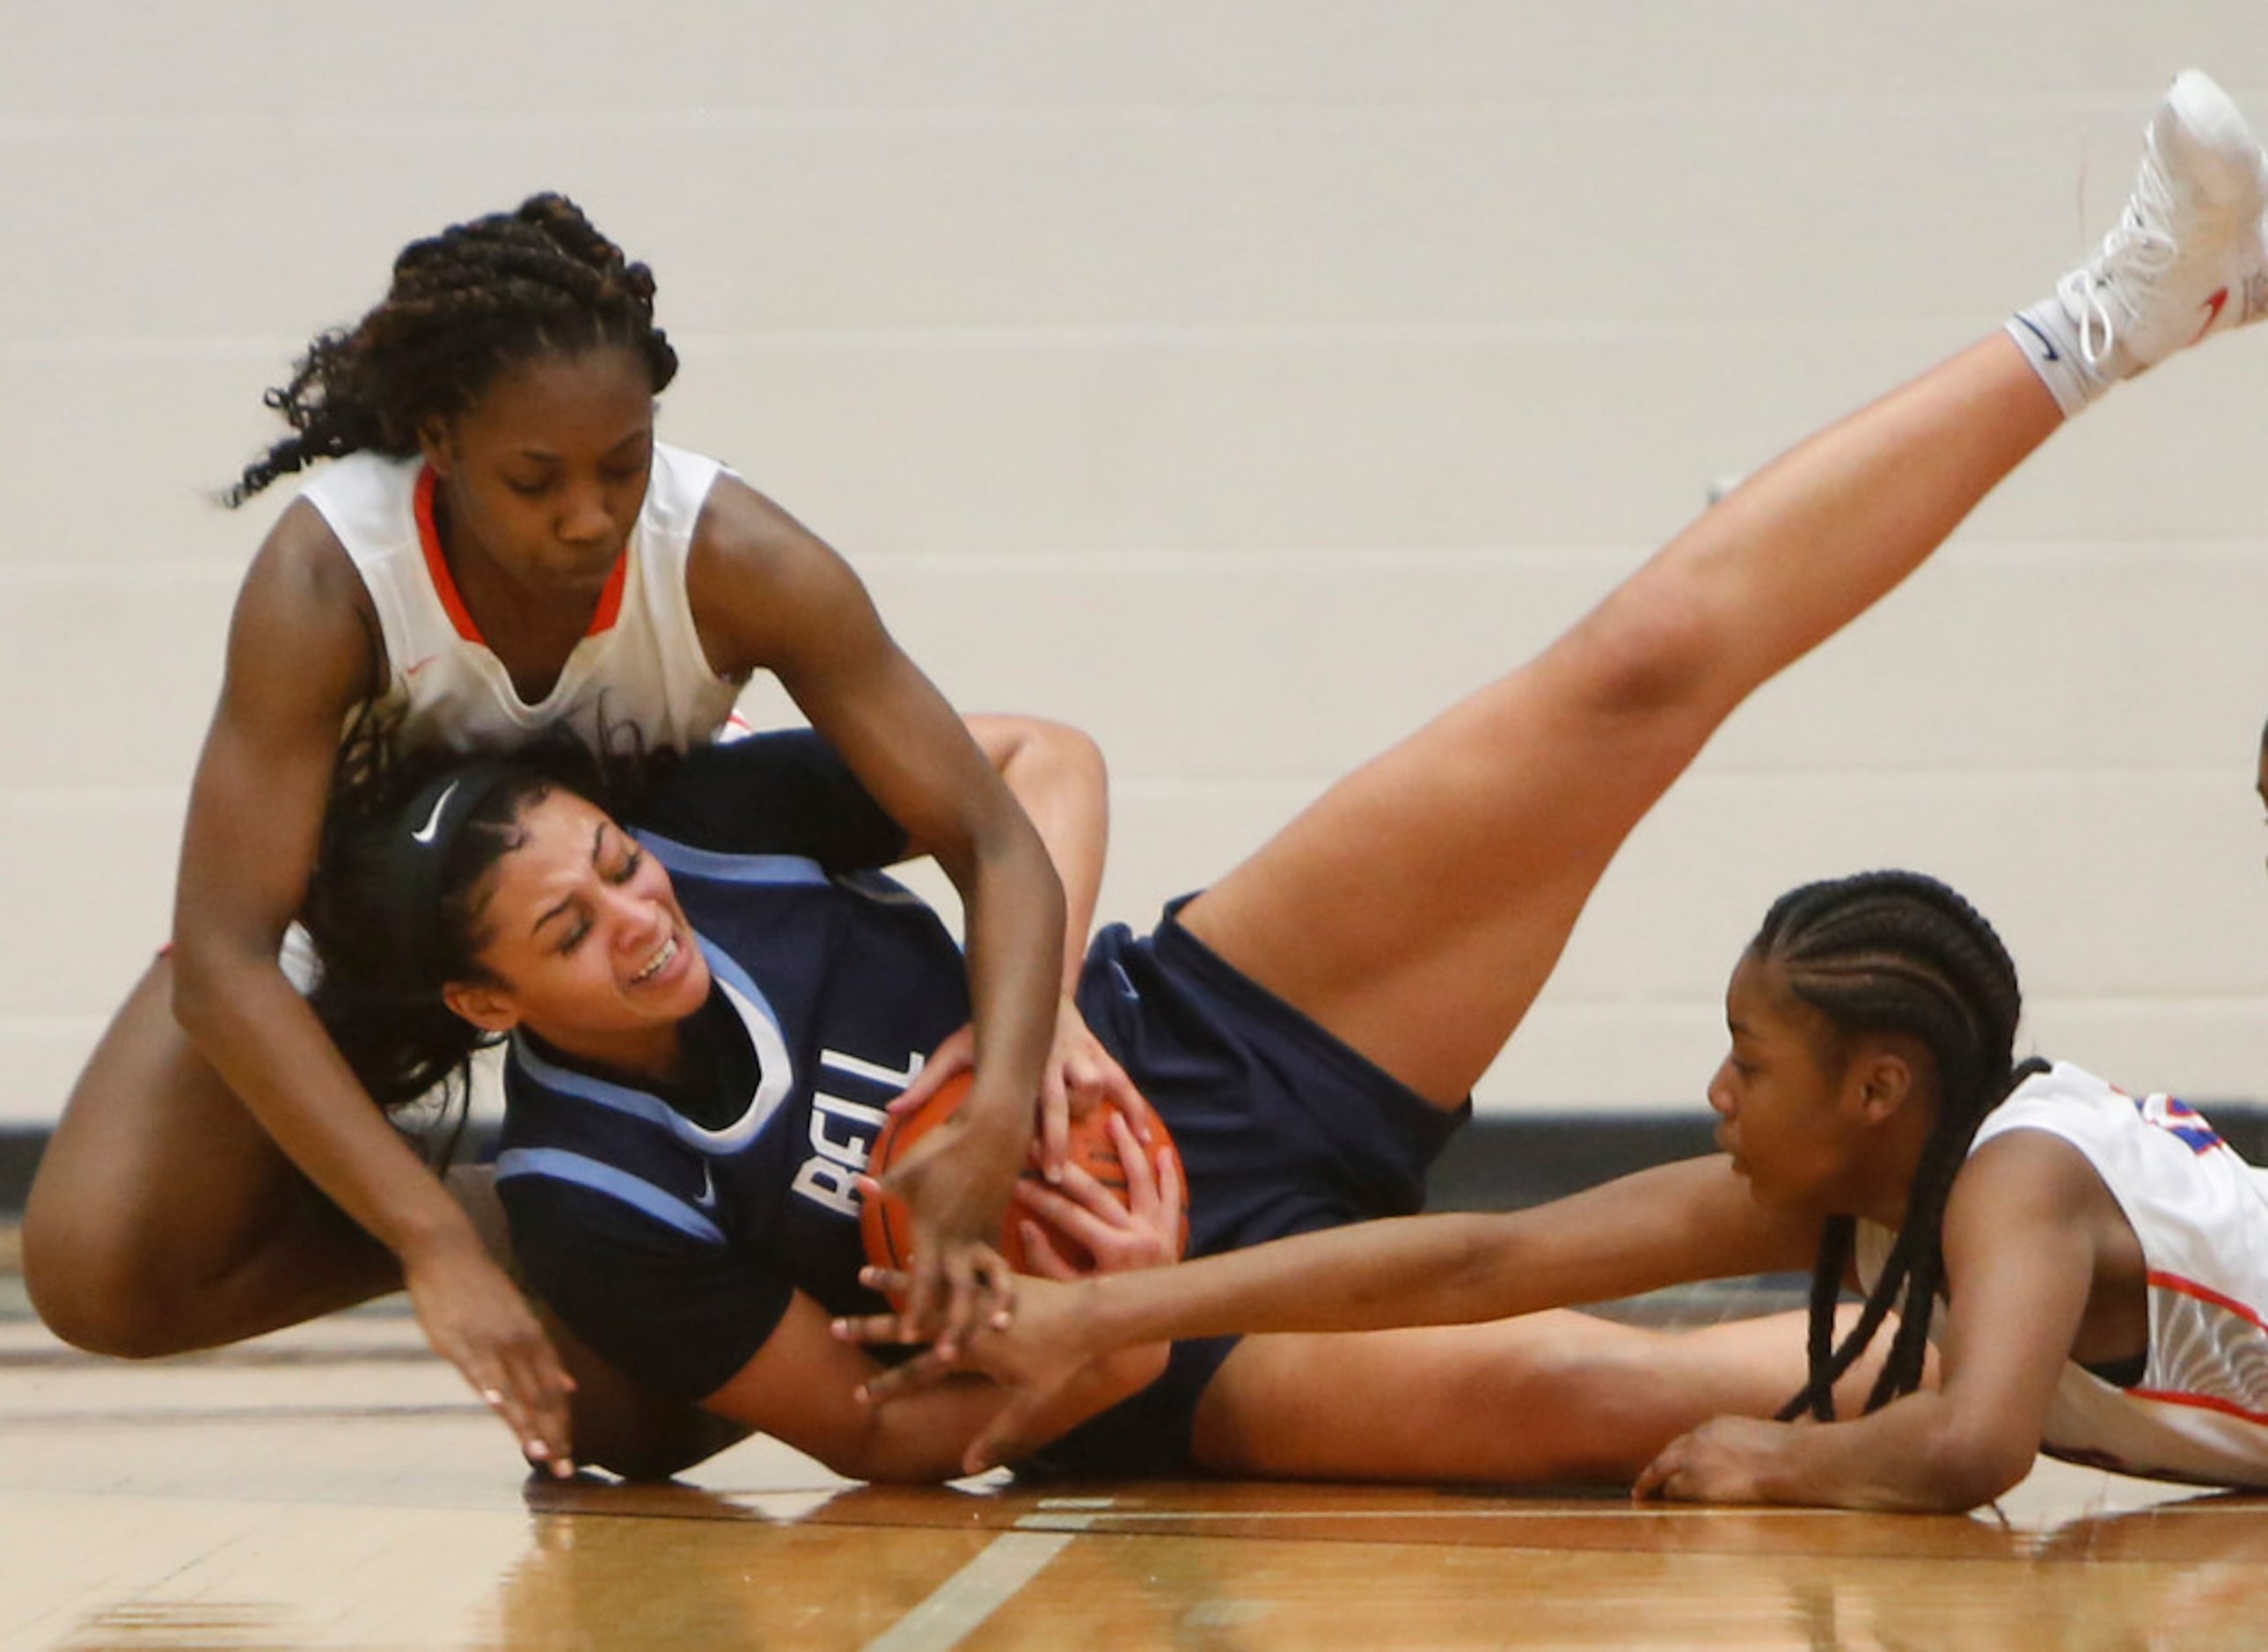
[{"xmin": 2008, "ymin": 69, "xmax": 2268, "ymax": 412}]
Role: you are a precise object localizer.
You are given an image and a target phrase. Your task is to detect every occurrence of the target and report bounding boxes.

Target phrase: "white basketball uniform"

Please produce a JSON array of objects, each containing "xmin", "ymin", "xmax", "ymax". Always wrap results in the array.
[
  {"xmin": 274, "ymin": 442, "xmax": 747, "ymax": 987},
  {"xmin": 1860, "ymin": 1061, "xmax": 2268, "ymax": 1487},
  {"xmin": 298, "ymin": 441, "xmax": 747, "ymax": 757}
]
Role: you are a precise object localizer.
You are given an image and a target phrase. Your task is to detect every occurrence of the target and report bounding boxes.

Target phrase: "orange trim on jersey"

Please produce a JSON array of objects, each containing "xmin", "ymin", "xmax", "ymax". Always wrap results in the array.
[
  {"xmin": 2128, "ymin": 1386, "xmax": 2268, "ymax": 1428},
  {"xmin": 2147, "ymin": 1268, "xmax": 2268, "ymax": 1334},
  {"xmin": 2125, "ymin": 1270, "xmax": 2268, "ymax": 1424},
  {"xmin": 413, "ymin": 465, "xmax": 631, "ymax": 645},
  {"xmin": 414, "ymin": 467, "xmax": 485, "ymax": 645}
]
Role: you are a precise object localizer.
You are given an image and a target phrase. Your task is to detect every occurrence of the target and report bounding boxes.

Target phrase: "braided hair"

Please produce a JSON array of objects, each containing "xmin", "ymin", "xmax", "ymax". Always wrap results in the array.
[
  {"xmin": 1750, "ymin": 870, "xmax": 2038, "ymax": 1422},
  {"xmin": 226, "ymin": 194, "xmax": 678, "ymax": 503}
]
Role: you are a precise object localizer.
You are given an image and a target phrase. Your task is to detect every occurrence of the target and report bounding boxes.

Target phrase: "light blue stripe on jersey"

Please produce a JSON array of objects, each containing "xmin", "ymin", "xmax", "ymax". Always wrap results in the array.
[
  {"xmin": 495, "ymin": 1147, "xmax": 726, "ymax": 1245},
  {"xmin": 838, "ymin": 869, "xmax": 927, "ymax": 907},
  {"xmin": 508, "ymin": 932, "xmax": 797, "ymax": 1155},
  {"xmin": 635, "ymin": 829, "xmax": 928, "ymax": 912},
  {"xmin": 635, "ymin": 831, "xmax": 831, "ymax": 887},
  {"xmin": 511, "ymin": 1039, "xmax": 686, "ymax": 1131}
]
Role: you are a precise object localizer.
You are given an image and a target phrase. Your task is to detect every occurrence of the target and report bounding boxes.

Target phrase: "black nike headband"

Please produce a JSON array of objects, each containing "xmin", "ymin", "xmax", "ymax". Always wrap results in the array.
[{"xmin": 382, "ymin": 759, "xmax": 530, "ymax": 990}]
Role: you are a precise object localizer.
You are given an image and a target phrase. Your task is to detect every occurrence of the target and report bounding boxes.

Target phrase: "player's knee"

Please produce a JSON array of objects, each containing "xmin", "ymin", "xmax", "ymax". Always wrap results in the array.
[
  {"xmin": 572, "ymin": 1396, "xmax": 750, "ymax": 1481},
  {"xmin": 20, "ymin": 1202, "xmax": 195, "ymax": 1358},
  {"xmin": 1563, "ymin": 580, "xmax": 1723, "ymax": 724},
  {"xmin": 1475, "ymin": 1327, "xmax": 1680, "ymax": 1477}
]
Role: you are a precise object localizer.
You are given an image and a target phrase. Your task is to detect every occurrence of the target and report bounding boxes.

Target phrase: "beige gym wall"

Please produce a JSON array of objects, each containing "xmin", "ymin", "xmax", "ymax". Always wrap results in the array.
[{"xmin": 5, "ymin": 2, "xmax": 2267, "ymax": 1126}]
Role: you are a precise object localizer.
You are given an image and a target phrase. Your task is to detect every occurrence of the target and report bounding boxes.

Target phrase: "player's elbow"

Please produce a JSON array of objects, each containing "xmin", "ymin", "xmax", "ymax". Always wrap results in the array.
[
  {"xmin": 974, "ymin": 713, "xmax": 1105, "ymax": 778},
  {"xmin": 814, "ymin": 1419, "xmax": 968, "ymax": 1487},
  {"xmin": 170, "ymin": 923, "xmax": 295, "ymax": 1050},
  {"xmin": 835, "ymin": 1439, "xmax": 963, "ymax": 1486},
  {"xmin": 1909, "ymin": 1423, "xmax": 2036, "ymax": 1513},
  {"xmin": 167, "ymin": 932, "xmax": 234, "ymax": 1043}
]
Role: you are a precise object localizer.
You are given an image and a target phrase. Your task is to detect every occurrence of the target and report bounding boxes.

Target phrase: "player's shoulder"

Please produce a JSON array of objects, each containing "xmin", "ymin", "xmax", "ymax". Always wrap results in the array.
[
  {"xmin": 685, "ymin": 474, "xmax": 874, "ymax": 673},
  {"xmin": 235, "ymin": 496, "xmax": 376, "ymax": 643},
  {"xmin": 688, "ymin": 470, "xmax": 837, "ymax": 574},
  {"xmin": 1952, "ymin": 1115, "xmax": 2117, "ymax": 1234}
]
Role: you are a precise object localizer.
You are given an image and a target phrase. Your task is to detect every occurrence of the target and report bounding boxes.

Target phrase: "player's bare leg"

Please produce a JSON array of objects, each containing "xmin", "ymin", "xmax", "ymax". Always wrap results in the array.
[
  {"xmin": 24, "ymin": 955, "xmax": 399, "ymax": 1356},
  {"xmin": 1183, "ymin": 71, "xmax": 2268, "ymax": 1109},
  {"xmin": 1179, "ymin": 338, "xmax": 2059, "ymax": 1107},
  {"xmin": 27, "ymin": 956, "xmax": 735, "ymax": 1479},
  {"xmin": 1194, "ymin": 1308, "xmax": 1899, "ymax": 1482}
]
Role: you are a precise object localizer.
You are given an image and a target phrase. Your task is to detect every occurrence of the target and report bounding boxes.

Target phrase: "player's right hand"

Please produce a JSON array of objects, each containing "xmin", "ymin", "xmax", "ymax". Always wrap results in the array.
[
  {"xmin": 838, "ymin": 1265, "xmax": 1083, "ymax": 1402},
  {"xmin": 1011, "ymin": 1115, "xmax": 1185, "ymax": 1277},
  {"xmin": 401, "ymin": 1234, "xmax": 577, "ymax": 1478}
]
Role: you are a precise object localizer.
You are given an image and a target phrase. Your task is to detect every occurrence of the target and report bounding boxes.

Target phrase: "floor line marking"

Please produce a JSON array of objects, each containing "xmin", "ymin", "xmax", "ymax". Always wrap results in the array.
[
  {"xmin": 864, "ymin": 1531, "xmax": 1074, "ymax": 1652},
  {"xmin": 1012, "ymin": 1503, "xmax": 1873, "ymax": 1524}
]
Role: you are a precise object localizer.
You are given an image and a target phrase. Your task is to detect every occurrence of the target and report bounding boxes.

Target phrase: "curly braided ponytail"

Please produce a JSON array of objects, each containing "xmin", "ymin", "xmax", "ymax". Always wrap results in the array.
[
  {"xmin": 226, "ymin": 194, "xmax": 678, "ymax": 503},
  {"xmin": 1749, "ymin": 870, "xmax": 2034, "ymax": 1422}
]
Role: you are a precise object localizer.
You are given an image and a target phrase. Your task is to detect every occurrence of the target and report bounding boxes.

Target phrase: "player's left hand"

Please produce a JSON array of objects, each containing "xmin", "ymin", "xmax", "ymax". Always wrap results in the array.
[
  {"xmin": 1632, "ymin": 1415, "xmax": 1791, "ymax": 1504},
  {"xmin": 1011, "ymin": 1109, "xmax": 1185, "ymax": 1277},
  {"xmin": 874, "ymin": 1085, "xmax": 1028, "ymax": 1359},
  {"xmin": 1034, "ymin": 998, "xmax": 1157, "ymax": 1179}
]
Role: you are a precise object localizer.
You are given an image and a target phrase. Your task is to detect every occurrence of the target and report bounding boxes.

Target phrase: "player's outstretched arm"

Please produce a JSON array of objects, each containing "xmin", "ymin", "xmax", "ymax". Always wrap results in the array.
[
  {"xmin": 690, "ymin": 480, "xmax": 1066, "ymax": 1351},
  {"xmin": 893, "ymin": 714, "xmax": 1160, "ymax": 1159},
  {"xmin": 702, "ymin": 1284, "xmax": 1164, "ymax": 1483},
  {"xmin": 841, "ymin": 1157, "xmax": 1815, "ymax": 1430}
]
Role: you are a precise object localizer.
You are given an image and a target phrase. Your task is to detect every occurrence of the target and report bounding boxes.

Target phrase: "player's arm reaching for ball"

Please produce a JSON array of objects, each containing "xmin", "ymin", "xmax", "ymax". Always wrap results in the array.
[
  {"xmin": 842, "ymin": 1156, "xmax": 1816, "ymax": 1473},
  {"xmin": 171, "ymin": 513, "xmax": 575, "ymax": 1471},
  {"xmin": 687, "ymin": 486, "xmax": 1068, "ymax": 1349},
  {"xmin": 896, "ymin": 713, "xmax": 1156, "ymax": 1159},
  {"xmin": 699, "ymin": 1124, "xmax": 1185, "ymax": 1482}
]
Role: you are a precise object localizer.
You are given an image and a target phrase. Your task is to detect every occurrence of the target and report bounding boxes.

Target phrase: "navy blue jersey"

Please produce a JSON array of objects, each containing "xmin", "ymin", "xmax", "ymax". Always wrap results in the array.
[
  {"xmin": 495, "ymin": 734, "xmax": 969, "ymax": 1398},
  {"xmin": 497, "ymin": 731, "xmax": 1463, "ymax": 1472}
]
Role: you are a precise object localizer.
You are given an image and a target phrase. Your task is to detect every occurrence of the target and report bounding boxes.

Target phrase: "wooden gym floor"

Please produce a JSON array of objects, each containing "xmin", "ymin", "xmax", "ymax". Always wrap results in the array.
[{"xmin": 7, "ymin": 1237, "xmax": 2268, "ymax": 1650}]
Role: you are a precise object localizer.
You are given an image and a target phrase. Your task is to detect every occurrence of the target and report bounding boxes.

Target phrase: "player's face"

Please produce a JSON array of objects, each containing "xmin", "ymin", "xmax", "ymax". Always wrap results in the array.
[
  {"xmin": 447, "ymin": 789, "xmax": 711, "ymax": 1075},
  {"xmin": 1705, "ymin": 950, "xmax": 1869, "ymax": 1214},
  {"xmin": 421, "ymin": 344, "xmax": 655, "ymax": 600}
]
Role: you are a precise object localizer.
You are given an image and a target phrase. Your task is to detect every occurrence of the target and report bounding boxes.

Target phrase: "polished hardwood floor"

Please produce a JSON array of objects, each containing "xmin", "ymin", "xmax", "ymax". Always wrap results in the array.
[{"xmin": 7, "ymin": 1250, "xmax": 2267, "ymax": 1651}]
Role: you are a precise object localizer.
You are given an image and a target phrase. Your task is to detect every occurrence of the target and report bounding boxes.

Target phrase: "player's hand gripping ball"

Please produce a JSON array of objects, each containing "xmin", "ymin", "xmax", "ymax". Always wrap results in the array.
[{"xmin": 860, "ymin": 1071, "xmax": 1186, "ymax": 1294}]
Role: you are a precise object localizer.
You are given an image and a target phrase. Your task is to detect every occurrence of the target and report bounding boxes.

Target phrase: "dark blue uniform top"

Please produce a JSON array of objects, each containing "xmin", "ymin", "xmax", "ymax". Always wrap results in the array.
[
  {"xmin": 497, "ymin": 731, "xmax": 1464, "ymax": 1473},
  {"xmin": 495, "ymin": 734, "xmax": 966, "ymax": 1398}
]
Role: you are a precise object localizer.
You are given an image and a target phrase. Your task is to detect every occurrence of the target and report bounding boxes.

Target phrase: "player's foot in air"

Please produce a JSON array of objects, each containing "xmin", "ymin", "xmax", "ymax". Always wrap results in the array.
[{"xmin": 2007, "ymin": 69, "xmax": 2268, "ymax": 413}]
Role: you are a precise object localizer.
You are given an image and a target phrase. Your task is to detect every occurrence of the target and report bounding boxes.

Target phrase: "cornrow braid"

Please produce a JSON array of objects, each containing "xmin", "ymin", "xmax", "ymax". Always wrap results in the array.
[
  {"xmin": 226, "ymin": 193, "xmax": 678, "ymax": 503},
  {"xmin": 1749, "ymin": 870, "xmax": 2032, "ymax": 1423}
]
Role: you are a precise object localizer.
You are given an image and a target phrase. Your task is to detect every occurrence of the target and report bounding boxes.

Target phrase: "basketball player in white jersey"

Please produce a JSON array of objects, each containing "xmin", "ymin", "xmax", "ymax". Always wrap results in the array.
[
  {"xmin": 841, "ymin": 77, "xmax": 2268, "ymax": 1502},
  {"xmin": 22, "ymin": 194, "xmax": 1101, "ymax": 1478}
]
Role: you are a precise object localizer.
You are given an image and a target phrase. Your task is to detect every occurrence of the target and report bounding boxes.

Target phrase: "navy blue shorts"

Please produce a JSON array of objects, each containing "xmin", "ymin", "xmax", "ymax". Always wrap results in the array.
[{"xmin": 1021, "ymin": 895, "xmax": 1468, "ymax": 1478}]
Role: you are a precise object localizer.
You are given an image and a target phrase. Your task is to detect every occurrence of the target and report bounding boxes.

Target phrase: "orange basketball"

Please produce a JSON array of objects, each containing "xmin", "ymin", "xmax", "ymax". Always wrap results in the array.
[{"xmin": 860, "ymin": 1071, "xmax": 1186, "ymax": 1295}]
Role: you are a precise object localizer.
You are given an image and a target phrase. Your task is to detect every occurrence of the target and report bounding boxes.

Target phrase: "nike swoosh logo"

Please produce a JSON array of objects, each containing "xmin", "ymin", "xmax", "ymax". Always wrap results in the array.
[
  {"xmin": 2013, "ymin": 313, "xmax": 2060, "ymax": 363},
  {"xmin": 403, "ymin": 655, "xmax": 440, "ymax": 677},
  {"xmin": 2191, "ymin": 286, "xmax": 2232, "ymax": 346},
  {"xmin": 692, "ymin": 1162, "xmax": 719, "ymax": 1210},
  {"xmin": 409, "ymin": 779, "xmax": 461, "ymax": 846}
]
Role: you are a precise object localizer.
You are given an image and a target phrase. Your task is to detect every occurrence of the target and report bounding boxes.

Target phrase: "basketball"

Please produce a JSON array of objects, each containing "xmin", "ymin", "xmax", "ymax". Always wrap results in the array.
[{"xmin": 860, "ymin": 1071, "xmax": 1186, "ymax": 1290}]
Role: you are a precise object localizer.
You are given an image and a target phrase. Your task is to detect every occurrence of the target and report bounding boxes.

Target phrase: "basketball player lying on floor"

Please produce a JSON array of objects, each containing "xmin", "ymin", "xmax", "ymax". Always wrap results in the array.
[
  {"xmin": 307, "ymin": 70, "xmax": 2268, "ymax": 1490},
  {"xmin": 855, "ymin": 868, "xmax": 2268, "ymax": 1510}
]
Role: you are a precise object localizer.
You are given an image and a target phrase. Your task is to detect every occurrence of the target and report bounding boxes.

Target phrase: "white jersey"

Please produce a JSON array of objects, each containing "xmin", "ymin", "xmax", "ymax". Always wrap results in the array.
[
  {"xmin": 299, "ymin": 442, "xmax": 746, "ymax": 757},
  {"xmin": 1860, "ymin": 1061, "xmax": 2268, "ymax": 1487}
]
